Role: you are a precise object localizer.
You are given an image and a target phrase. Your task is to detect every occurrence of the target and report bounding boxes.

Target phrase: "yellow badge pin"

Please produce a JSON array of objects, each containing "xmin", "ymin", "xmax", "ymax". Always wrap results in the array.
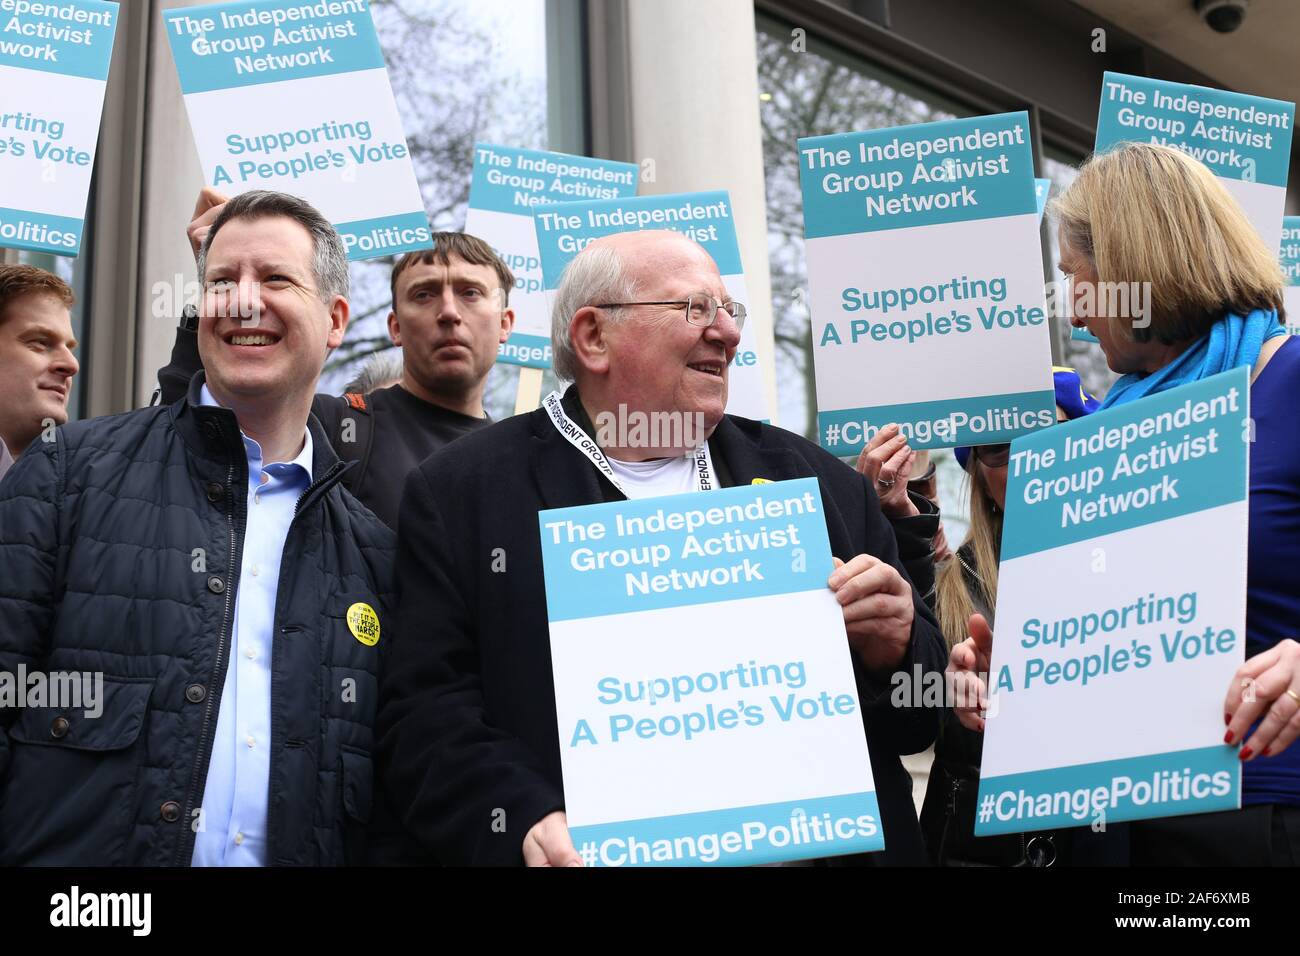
[{"xmin": 346, "ymin": 603, "xmax": 380, "ymax": 646}]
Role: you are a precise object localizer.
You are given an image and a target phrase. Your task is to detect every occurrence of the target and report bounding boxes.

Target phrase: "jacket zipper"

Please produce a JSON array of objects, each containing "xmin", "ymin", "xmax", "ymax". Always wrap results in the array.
[
  {"xmin": 259, "ymin": 459, "xmax": 346, "ymax": 865},
  {"xmin": 172, "ymin": 456, "xmax": 347, "ymax": 866},
  {"xmin": 293, "ymin": 461, "xmax": 345, "ymax": 517},
  {"xmin": 174, "ymin": 459, "xmax": 240, "ymax": 866},
  {"xmin": 937, "ymin": 775, "xmax": 963, "ymax": 865}
]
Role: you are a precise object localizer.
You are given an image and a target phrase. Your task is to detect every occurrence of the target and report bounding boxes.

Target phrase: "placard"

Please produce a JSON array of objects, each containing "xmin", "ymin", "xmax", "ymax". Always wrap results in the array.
[
  {"xmin": 975, "ymin": 368, "xmax": 1248, "ymax": 835},
  {"xmin": 1076, "ymin": 72, "xmax": 1296, "ymax": 345},
  {"xmin": 1283, "ymin": 217, "xmax": 1300, "ymax": 336},
  {"xmin": 0, "ymin": 0, "xmax": 118, "ymax": 257},
  {"xmin": 798, "ymin": 111, "xmax": 1056, "ymax": 454},
  {"xmin": 164, "ymin": 0, "xmax": 428, "ymax": 261},
  {"xmin": 465, "ymin": 142, "xmax": 638, "ymax": 369},
  {"xmin": 540, "ymin": 478, "xmax": 881, "ymax": 866},
  {"xmin": 1096, "ymin": 71, "xmax": 1293, "ymax": 254},
  {"xmin": 1034, "ymin": 177, "xmax": 1050, "ymax": 222}
]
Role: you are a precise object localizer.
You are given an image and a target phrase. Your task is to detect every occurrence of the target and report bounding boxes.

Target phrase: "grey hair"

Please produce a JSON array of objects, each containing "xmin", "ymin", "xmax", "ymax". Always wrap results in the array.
[
  {"xmin": 198, "ymin": 190, "xmax": 350, "ymax": 302},
  {"xmin": 550, "ymin": 244, "xmax": 638, "ymax": 382},
  {"xmin": 343, "ymin": 349, "xmax": 403, "ymax": 395}
]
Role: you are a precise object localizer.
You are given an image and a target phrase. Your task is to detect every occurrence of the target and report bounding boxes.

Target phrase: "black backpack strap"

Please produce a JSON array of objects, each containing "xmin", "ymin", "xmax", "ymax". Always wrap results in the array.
[{"xmin": 314, "ymin": 393, "xmax": 376, "ymax": 494}]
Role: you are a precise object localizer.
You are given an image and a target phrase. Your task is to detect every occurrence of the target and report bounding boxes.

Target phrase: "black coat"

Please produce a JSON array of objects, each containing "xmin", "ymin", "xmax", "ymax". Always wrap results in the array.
[
  {"xmin": 377, "ymin": 387, "xmax": 948, "ymax": 866},
  {"xmin": 0, "ymin": 374, "xmax": 395, "ymax": 865}
]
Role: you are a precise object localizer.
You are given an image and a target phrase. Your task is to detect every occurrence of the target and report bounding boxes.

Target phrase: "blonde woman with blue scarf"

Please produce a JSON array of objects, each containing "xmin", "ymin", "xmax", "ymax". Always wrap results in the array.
[{"xmin": 950, "ymin": 141, "xmax": 1299, "ymax": 865}]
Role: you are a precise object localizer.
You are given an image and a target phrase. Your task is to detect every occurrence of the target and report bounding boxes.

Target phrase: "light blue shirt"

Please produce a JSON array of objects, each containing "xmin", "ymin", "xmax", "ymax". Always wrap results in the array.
[{"xmin": 192, "ymin": 385, "xmax": 312, "ymax": 867}]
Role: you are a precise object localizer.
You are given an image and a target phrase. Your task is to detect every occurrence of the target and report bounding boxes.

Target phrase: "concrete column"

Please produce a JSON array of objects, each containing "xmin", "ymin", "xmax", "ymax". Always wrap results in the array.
[
  {"xmin": 133, "ymin": 0, "xmax": 207, "ymax": 406},
  {"xmin": 622, "ymin": 0, "xmax": 780, "ymax": 421}
]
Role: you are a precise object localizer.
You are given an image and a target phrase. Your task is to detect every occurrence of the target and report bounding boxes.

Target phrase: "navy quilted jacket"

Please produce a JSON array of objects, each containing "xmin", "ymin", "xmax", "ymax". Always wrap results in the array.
[{"xmin": 0, "ymin": 374, "xmax": 395, "ymax": 865}]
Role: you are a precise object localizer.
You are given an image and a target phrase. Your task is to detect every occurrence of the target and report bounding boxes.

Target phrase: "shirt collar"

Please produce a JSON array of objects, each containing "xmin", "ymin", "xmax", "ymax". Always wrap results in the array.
[
  {"xmin": 0, "ymin": 440, "xmax": 13, "ymax": 481},
  {"xmin": 199, "ymin": 384, "xmax": 313, "ymax": 480}
]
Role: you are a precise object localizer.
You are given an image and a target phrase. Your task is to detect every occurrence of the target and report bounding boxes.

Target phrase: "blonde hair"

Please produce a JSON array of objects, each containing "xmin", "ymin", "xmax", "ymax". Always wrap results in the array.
[
  {"xmin": 1051, "ymin": 142, "xmax": 1284, "ymax": 344},
  {"xmin": 935, "ymin": 464, "xmax": 1003, "ymax": 649}
]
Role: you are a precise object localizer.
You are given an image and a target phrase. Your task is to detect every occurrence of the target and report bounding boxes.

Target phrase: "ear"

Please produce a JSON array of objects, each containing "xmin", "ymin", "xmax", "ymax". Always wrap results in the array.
[
  {"xmin": 498, "ymin": 306, "xmax": 515, "ymax": 344},
  {"xmin": 569, "ymin": 306, "xmax": 610, "ymax": 376},
  {"xmin": 326, "ymin": 294, "xmax": 350, "ymax": 349},
  {"xmin": 386, "ymin": 310, "xmax": 401, "ymax": 347}
]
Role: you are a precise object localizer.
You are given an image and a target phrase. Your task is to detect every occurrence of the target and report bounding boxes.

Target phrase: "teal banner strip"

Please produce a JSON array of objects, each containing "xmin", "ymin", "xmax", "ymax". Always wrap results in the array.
[
  {"xmin": 571, "ymin": 790, "xmax": 884, "ymax": 866},
  {"xmin": 1095, "ymin": 71, "xmax": 1294, "ymax": 188},
  {"xmin": 975, "ymin": 745, "xmax": 1238, "ymax": 836},
  {"xmin": 0, "ymin": 0, "xmax": 116, "ymax": 80},
  {"xmin": 798, "ymin": 112, "xmax": 1037, "ymax": 238},
  {"xmin": 817, "ymin": 388, "xmax": 1056, "ymax": 455},
  {"xmin": 498, "ymin": 331, "xmax": 551, "ymax": 369},
  {"xmin": 534, "ymin": 190, "xmax": 742, "ymax": 288},
  {"xmin": 540, "ymin": 478, "xmax": 833, "ymax": 622},
  {"xmin": 0, "ymin": 205, "xmax": 83, "ymax": 256},
  {"xmin": 164, "ymin": 0, "xmax": 385, "ymax": 94},
  {"xmin": 1000, "ymin": 368, "xmax": 1249, "ymax": 560}
]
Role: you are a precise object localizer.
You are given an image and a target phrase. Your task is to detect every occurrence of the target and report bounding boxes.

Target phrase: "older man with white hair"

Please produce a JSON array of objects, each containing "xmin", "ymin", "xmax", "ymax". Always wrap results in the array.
[{"xmin": 377, "ymin": 229, "xmax": 946, "ymax": 866}]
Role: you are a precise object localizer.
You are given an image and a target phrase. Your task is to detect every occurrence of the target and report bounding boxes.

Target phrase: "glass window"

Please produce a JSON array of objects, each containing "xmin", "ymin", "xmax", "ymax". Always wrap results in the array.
[
  {"xmin": 756, "ymin": 13, "xmax": 975, "ymax": 538},
  {"xmin": 1042, "ymin": 146, "xmax": 1119, "ymax": 398},
  {"xmin": 319, "ymin": 0, "xmax": 583, "ymax": 419}
]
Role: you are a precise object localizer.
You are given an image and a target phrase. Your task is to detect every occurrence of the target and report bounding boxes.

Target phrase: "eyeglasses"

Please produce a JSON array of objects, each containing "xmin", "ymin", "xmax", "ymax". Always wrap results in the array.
[
  {"xmin": 973, "ymin": 444, "xmax": 1010, "ymax": 468},
  {"xmin": 595, "ymin": 294, "xmax": 747, "ymax": 331}
]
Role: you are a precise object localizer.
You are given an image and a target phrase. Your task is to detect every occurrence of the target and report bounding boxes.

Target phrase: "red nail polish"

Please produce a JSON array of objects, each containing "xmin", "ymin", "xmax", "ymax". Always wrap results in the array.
[
  {"xmin": 1224, "ymin": 730, "xmax": 1235, "ymax": 744},
  {"xmin": 1225, "ymin": 713, "xmax": 1232, "ymax": 726},
  {"xmin": 1239, "ymin": 746, "xmax": 1253, "ymax": 761},
  {"xmin": 1263, "ymin": 746, "xmax": 1272, "ymax": 757}
]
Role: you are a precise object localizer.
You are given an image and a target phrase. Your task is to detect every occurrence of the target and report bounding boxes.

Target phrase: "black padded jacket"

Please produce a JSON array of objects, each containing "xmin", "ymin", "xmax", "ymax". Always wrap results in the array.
[{"xmin": 0, "ymin": 373, "xmax": 395, "ymax": 865}]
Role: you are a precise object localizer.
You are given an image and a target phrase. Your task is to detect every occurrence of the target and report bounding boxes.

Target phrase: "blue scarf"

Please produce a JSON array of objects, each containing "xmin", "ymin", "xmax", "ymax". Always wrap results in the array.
[{"xmin": 1098, "ymin": 309, "xmax": 1287, "ymax": 410}]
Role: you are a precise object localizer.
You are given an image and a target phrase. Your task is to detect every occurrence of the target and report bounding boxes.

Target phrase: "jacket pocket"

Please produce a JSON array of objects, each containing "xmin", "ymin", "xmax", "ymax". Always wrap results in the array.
[
  {"xmin": 8, "ymin": 676, "xmax": 153, "ymax": 750},
  {"xmin": 1, "ymin": 676, "xmax": 154, "ymax": 864},
  {"xmin": 339, "ymin": 746, "xmax": 373, "ymax": 866}
]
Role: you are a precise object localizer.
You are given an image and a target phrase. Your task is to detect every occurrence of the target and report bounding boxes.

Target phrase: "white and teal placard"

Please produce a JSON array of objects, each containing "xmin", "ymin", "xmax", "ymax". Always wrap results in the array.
[
  {"xmin": 0, "ymin": 0, "xmax": 118, "ymax": 257},
  {"xmin": 534, "ymin": 190, "xmax": 770, "ymax": 421},
  {"xmin": 798, "ymin": 111, "xmax": 1056, "ymax": 454},
  {"xmin": 540, "ymin": 478, "xmax": 881, "ymax": 866},
  {"xmin": 1034, "ymin": 178, "xmax": 1050, "ymax": 222},
  {"xmin": 1283, "ymin": 217, "xmax": 1300, "ymax": 337},
  {"xmin": 975, "ymin": 368, "xmax": 1248, "ymax": 836},
  {"xmin": 163, "ymin": 0, "xmax": 428, "ymax": 262},
  {"xmin": 1075, "ymin": 73, "xmax": 1295, "ymax": 346},
  {"xmin": 1096, "ymin": 71, "xmax": 1294, "ymax": 255},
  {"xmin": 465, "ymin": 143, "xmax": 637, "ymax": 369}
]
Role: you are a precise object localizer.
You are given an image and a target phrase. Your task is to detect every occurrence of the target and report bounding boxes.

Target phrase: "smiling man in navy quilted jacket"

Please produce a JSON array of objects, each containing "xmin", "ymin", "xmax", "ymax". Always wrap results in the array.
[{"xmin": 0, "ymin": 191, "xmax": 394, "ymax": 866}]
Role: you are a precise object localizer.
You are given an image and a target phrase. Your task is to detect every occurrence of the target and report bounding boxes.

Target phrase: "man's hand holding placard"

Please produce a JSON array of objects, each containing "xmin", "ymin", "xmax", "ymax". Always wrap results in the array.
[{"xmin": 829, "ymin": 554, "xmax": 913, "ymax": 671}]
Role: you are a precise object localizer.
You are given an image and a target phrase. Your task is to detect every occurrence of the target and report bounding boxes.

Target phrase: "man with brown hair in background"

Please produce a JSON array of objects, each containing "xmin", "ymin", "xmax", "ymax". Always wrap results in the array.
[
  {"xmin": 0, "ymin": 265, "xmax": 79, "ymax": 483},
  {"xmin": 157, "ymin": 187, "xmax": 517, "ymax": 527}
]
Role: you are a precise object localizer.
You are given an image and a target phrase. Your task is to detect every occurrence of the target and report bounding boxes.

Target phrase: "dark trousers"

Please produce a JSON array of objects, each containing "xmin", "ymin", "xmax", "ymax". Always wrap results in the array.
[{"xmin": 1130, "ymin": 804, "xmax": 1300, "ymax": 866}]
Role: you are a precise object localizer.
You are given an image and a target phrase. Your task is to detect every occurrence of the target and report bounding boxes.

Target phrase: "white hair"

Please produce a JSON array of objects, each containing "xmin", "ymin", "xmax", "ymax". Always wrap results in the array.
[
  {"xmin": 344, "ymin": 349, "xmax": 403, "ymax": 395},
  {"xmin": 550, "ymin": 245, "xmax": 639, "ymax": 382}
]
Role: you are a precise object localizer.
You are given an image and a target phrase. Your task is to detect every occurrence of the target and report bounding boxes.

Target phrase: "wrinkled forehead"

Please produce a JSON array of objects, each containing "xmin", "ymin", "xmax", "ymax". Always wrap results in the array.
[
  {"xmin": 398, "ymin": 254, "xmax": 500, "ymax": 290},
  {"xmin": 620, "ymin": 235, "xmax": 726, "ymax": 299},
  {"xmin": 205, "ymin": 215, "xmax": 316, "ymax": 275}
]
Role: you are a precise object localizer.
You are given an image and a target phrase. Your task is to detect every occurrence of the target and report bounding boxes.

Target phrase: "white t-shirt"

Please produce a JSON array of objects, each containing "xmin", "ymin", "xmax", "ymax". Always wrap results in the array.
[
  {"xmin": 0, "ymin": 441, "xmax": 13, "ymax": 483},
  {"xmin": 604, "ymin": 442, "xmax": 717, "ymax": 500}
]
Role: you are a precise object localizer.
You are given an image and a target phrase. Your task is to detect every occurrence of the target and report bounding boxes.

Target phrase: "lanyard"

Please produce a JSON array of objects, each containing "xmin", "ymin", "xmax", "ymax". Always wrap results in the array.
[{"xmin": 542, "ymin": 391, "xmax": 714, "ymax": 497}]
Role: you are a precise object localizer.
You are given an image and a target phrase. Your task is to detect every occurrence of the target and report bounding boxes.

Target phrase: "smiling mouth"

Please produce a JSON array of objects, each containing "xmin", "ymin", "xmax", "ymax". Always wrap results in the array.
[
  {"xmin": 39, "ymin": 385, "xmax": 67, "ymax": 399},
  {"xmin": 687, "ymin": 362, "xmax": 724, "ymax": 377},
  {"xmin": 225, "ymin": 333, "xmax": 279, "ymax": 347}
]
